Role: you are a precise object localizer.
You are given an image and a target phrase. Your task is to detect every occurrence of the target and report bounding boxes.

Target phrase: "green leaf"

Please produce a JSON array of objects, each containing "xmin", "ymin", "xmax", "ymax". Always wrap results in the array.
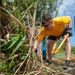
[
  {"xmin": 1, "ymin": 35, "xmax": 20, "ymax": 50},
  {"xmin": 7, "ymin": 34, "xmax": 20, "ymax": 49},
  {"xmin": 8, "ymin": 58, "xmax": 14, "ymax": 71},
  {"xmin": 20, "ymin": 55, "xmax": 26, "ymax": 60},
  {"xmin": 10, "ymin": 36, "xmax": 26, "ymax": 57}
]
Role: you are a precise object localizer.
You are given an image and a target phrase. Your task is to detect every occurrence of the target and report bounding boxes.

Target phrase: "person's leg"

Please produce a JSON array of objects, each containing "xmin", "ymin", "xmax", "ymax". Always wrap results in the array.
[
  {"xmin": 63, "ymin": 35, "xmax": 71, "ymax": 60},
  {"xmin": 42, "ymin": 51, "xmax": 46, "ymax": 60},
  {"xmin": 63, "ymin": 35, "xmax": 71, "ymax": 67},
  {"xmin": 47, "ymin": 39, "xmax": 56, "ymax": 61},
  {"xmin": 46, "ymin": 36, "xmax": 57, "ymax": 63}
]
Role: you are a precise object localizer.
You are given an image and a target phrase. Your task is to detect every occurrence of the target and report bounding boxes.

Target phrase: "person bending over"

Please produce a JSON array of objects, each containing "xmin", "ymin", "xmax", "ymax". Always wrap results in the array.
[{"xmin": 33, "ymin": 13, "xmax": 72, "ymax": 68}]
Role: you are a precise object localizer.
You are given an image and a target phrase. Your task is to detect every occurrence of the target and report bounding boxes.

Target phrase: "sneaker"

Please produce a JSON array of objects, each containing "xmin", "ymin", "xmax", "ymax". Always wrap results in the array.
[
  {"xmin": 46, "ymin": 59, "xmax": 52, "ymax": 64},
  {"xmin": 64, "ymin": 60, "xmax": 70, "ymax": 68}
]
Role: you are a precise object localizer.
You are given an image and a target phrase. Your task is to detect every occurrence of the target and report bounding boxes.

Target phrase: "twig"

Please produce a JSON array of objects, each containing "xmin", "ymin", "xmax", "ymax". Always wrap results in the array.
[
  {"xmin": 34, "ymin": 66, "xmax": 43, "ymax": 75},
  {"xmin": 28, "ymin": 71, "xmax": 39, "ymax": 75},
  {"xmin": 14, "ymin": 53, "xmax": 29, "ymax": 75},
  {"xmin": 42, "ymin": 63, "xmax": 70, "ymax": 75},
  {"xmin": 7, "ymin": 53, "xmax": 23, "ymax": 61}
]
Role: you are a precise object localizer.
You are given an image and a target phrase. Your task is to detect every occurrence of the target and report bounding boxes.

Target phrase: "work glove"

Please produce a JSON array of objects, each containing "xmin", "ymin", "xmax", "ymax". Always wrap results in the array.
[{"xmin": 66, "ymin": 28, "xmax": 72, "ymax": 36}]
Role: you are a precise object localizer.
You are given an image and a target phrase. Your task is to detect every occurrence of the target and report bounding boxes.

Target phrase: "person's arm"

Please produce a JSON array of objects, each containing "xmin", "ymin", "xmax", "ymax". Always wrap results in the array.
[
  {"xmin": 68, "ymin": 16, "xmax": 72, "ymax": 28},
  {"xmin": 33, "ymin": 39, "xmax": 41, "ymax": 51},
  {"xmin": 67, "ymin": 16, "xmax": 72, "ymax": 36},
  {"xmin": 33, "ymin": 39, "xmax": 38, "ymax": 50},
  {"xmin": 33, "ymin": 27, "xmax": 46, "ymax": 50}
]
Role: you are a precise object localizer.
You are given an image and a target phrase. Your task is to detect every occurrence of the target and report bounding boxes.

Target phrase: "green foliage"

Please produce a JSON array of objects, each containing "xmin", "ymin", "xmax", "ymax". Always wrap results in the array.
[
  {"xmin": 10, "ymin": 35, "xmax": 26, "ymax": 57},
  {"xmin": 0, "ymin": 62, "xmax": 7, "ymax": 71},
  {"xmin": 7, "ymin": 58, "xmax": 15, "ymax": 72},
  {"xmin": 56, "ymin": 39, "xmax": 75, "ymax": 54},
  {"xmin": 71, "ymin": 46, "xmax": 75, "ymax": 54},
  {"xmin": 36, "ymin": 0, "xmax": 63, "ymax": 20},
  {"xmin": 20, "ymin": 47, "xmax": 28, "ymax": 60},
  {"xmin": 1, "ymin": 34, "xmax": 20, "ymax": 50},
  {"xmin": 5, "ymin": 0, "xmax": 62, "ymax": 22},
  {"xmin": 0, "ymin": 0, "xmax": 63, "ymax": 74},
  {"xmin": 42, "ymin": 68, "xmax": 51, "ymax": 74},
  {"xmin": 8, "ymin": 35, "xmax": 20, "ymax": 49}
]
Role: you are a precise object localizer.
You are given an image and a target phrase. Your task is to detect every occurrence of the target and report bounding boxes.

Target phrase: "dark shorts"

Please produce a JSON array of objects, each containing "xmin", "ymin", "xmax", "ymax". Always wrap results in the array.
[{"xmin": 48, "ymin": 28, "xmax": 68, "ymax": 40}]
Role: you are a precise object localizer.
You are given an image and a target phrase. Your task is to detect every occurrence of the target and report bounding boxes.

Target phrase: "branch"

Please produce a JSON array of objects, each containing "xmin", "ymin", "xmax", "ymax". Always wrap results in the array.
[
  {"xmin": 0, "ymin": 6, "xmax": 32, "ymax": 36},
  {"xmin": 14, "ymin": 53, "xmax": 29, "ymax": 75}
]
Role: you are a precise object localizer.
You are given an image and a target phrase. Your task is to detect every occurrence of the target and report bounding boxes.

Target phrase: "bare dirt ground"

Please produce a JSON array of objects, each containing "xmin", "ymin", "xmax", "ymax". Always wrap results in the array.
[{"xmin": 41, "ymin": 54, "xmax": 75, "ymax": 75}]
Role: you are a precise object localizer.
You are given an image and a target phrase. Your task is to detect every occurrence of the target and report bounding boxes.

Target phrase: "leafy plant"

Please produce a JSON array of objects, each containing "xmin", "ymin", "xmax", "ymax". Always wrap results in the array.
[
  {"xmin": 1, "ymin": 34, "xmax": 20, "ymax": 50},
  {"xmin": 0, "ymin": 62, "xmax": 7, "ymax": 71},
  {"xmin": 0, "ymin": 0, "xmax": 63, "ymax": 74}
]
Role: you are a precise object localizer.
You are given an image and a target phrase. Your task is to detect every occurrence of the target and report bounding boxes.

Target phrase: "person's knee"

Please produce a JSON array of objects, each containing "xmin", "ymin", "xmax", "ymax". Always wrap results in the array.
[
  {"xmin": 65, "ymin": 37, "xmax": 70, "ymax": 44},
  {"xmin": 47, "ymin": 40, "xmax": 52, "ymax": 47},
  {"xmin": 47, "ymin": 43, "xmax": 51, "ymax": 48},
  {"xmin": 47, "ymin": 40, "xmax": 55, "ymax": 49}
]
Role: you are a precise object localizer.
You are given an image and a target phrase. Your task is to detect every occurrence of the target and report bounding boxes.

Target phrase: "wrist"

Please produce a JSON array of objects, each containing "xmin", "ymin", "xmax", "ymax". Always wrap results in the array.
[
  {"xmin": 68, "ymin": 28, "xmax": 72, "ymax": 29},
  {"xmin": 69, "ymin": 26, "xmax": 72, "ymax": 28}
]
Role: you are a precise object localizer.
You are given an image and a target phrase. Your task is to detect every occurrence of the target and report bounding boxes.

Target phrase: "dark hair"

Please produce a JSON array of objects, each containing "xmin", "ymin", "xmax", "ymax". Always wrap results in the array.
[{"xmin": 42, "ymin": 13, "xmax": 52, "ymax": 24}]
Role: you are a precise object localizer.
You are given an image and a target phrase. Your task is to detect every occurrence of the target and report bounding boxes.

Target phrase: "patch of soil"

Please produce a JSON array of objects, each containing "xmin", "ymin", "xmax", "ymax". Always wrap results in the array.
[{"xmin": 66, "ymin": 68, "xmax": 75, "ymax": 75}]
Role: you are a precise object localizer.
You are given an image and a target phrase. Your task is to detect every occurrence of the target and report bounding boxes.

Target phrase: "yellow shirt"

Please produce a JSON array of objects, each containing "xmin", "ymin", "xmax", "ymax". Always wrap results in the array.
[{"xmin": 38, "ymin": 16, "xmax": 70, "ymax": 41}]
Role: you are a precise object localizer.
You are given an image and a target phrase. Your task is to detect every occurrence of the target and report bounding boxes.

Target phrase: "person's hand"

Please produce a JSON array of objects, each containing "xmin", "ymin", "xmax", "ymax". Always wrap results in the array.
[
  {"xmin": 32, "ymin": 40, "xmax": 38, "ymax": 52},
  {"xmin": 32, "ymin": 46, "xmax": 37, "ymax": 51},
  {"xmin": 32, "ymin": 45, "xmax": 37, "ymax": 53},
  {"xmin": 66, "ymin": 28, "xmax": 72, "ymax": 36}
]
